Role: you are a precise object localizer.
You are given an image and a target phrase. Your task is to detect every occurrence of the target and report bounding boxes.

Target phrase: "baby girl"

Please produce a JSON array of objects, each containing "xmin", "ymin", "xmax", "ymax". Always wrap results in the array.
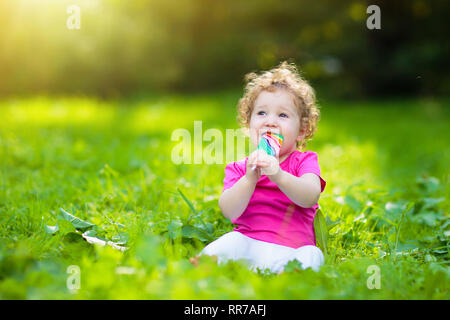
[{"xmin": 200, "ymin": 61, "xmax": 326, "ymax": 274}]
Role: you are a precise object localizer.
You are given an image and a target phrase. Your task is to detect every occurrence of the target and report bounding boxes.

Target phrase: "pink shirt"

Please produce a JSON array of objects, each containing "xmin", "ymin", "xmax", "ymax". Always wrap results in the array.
[{"xmin": 223, "ymin": 150, "xmax": 326, "ymax": 249}]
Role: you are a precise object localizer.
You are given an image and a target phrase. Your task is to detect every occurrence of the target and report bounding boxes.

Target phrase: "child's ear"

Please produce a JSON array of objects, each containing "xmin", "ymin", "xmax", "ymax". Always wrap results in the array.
[{"xmin": 296, "ymin": 125, "xmax": 306, "ymax": 143}]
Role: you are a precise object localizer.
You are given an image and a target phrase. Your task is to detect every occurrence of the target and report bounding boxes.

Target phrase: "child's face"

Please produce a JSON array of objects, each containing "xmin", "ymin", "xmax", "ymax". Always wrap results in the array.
[{"xmin": 249, "ymin": 88, "xmax": 305, "ymax": 156}]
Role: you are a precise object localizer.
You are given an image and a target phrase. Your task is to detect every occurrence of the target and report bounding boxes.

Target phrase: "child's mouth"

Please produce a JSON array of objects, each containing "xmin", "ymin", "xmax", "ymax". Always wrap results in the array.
[{"xmin": 261, "ymin": 129, "xmax": 280, "ymax": 136}]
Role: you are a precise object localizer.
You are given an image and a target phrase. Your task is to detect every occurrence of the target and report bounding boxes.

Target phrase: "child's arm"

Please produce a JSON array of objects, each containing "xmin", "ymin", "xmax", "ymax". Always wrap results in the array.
[
  {"xmin": 219, "ymin": 150, "xmax": 264, "ymax": 221},
  {"xmin": 219, "ymin": 175, "xmax": 257, "ymax": 221},
  {"xmin": 270, "ymin": 171, "xmax": 322, "ymax": 208},
  {"xmin": 255, "ymin": 151, "xmax": 322, "ymax": 208}
]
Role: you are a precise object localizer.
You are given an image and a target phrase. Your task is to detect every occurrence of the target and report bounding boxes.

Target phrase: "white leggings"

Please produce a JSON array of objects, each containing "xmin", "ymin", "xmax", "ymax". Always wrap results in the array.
[{"xmin": 200, "ymin": 231, "xmax": 324, "ymax": 274}]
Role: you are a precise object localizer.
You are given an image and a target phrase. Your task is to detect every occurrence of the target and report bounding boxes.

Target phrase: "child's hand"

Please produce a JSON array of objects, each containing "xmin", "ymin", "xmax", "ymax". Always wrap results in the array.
[
  {"xmin": 246, "ymin": 150, "xmax": 280, "ymax": 182},
  {"xmin": 245, "ymin": 150, "xmax": 263, "ymax": 184}
]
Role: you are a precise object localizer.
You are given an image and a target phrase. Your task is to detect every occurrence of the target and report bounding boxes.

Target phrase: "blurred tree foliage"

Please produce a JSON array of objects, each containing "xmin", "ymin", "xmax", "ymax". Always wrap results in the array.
[{"xmin": 0, "ymin": 0, "xmax": 448, "ymax": 98}]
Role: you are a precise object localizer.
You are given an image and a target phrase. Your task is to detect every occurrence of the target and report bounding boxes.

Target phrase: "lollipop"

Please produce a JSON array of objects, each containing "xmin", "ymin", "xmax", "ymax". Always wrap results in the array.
[{"xmin": 251, "ymin": 132, "xmax": 284, "ymax": 170}]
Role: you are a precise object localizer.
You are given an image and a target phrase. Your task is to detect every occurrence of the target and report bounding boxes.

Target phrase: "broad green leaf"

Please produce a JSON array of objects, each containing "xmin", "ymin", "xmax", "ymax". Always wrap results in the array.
[
  {"xmin": 82, "ymin": 229, "xmax": 108, "ymax": 242},
  {"xmin": 192, "ymin": 209, "xmax": 210, "ymax": 230},
  {"xmin": 57, "ymin": 218, "xmax": 77, "ymax": 234},
  {"xmin": 396, "ymin": 241, "xmax": 420, "ymax": 252},
  {"xmin": 167, "ymin": 220, "xmax": 183, "ymax": 240},
  {"xmin": 411, "ymin": 211, "xmax": 439, "ymax": 227},
  {"xmin": 204, "ymin": 222, "xmax": 214, "ymax": 235},
  {"xmin": 45, "ymin": 224, "xmax": 59, "ymax": 234},
  {"xmin": 58, "ymin": 208, "xmax": 95, "ymax": 230},
  {"xmin": 314, "ymin": 209, "xmax": 328, "ymax": 256},
  {"xmin": 181, "ymin": 225, "xmax": 213, "ymax": 242},
  {"xmin": 416, "ymin": 176, "xmax": 441, "ymax": 194},
  {"xmin": 422, "ymin": 197, "xmax": 445, "ymax": 211},
  {"xmin": 385, "ymin": 201, "xmax": 411, "ymax": 222},
  {"xmin": 62, "ymin": 232, "xmax": 85, "ymax": 243},
  {"xmin": 284, "ymin": 260, "xmax": 303, "ymax": 272},
  {"xmin": 111, "ymin": 232, "xmax": 129, "ymax": 245}
]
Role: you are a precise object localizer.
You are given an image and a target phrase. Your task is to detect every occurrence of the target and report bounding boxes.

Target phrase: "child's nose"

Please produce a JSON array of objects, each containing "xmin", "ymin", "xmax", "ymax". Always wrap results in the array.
[{"xmin": 264, "ymin": 114, "xmax": 279, "ymax": 127}]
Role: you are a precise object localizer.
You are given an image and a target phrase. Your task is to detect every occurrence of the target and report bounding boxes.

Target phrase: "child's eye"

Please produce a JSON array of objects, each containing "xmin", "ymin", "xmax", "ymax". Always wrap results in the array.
[
  {"xmin": 279, "ymin": 113, "xmax": 288, "ymax": 118},
  {"xmin": 257, "ymin": 111, "xmax": 266, "ymax": 116}
]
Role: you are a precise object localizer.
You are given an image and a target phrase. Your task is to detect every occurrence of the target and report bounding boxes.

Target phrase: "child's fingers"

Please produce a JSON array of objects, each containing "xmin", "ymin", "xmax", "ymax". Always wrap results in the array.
[
  {"xmin": 249, "ymin": 150, "xmax": 270, "ymax": 163},
  {"xmin": 248, "ymin": 150, "xmax": 274, "ymax": 170},
  {"xmin": 247, "ymin": 151, "xmax": 258, "ymax": 164},
  {"xmin": 251, "ymin": 160, "xmax": 270, "ymax": 168},
  {"xmin": 254, "ymin": 149, "xmax": 270, "ymax": 161}
]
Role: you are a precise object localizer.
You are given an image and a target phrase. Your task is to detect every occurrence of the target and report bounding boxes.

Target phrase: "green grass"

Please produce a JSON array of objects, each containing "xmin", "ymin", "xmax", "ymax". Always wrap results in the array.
[{"xmin": 0, "ymin": 91, "xmax": 449, "ymax": 299}]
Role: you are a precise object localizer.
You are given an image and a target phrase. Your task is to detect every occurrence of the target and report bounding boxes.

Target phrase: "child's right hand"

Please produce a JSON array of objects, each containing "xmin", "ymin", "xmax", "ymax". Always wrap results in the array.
[{"xmin": 245, "ymin": 150, "xmax": 266, "ymax": 184}]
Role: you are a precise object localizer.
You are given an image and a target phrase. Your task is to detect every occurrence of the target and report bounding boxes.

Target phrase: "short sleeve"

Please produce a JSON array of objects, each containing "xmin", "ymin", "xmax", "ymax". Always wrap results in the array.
[
  {"xmin": 223, "ymin": 159, "xmax": 247, "ymax": 192},
  {"xmin": 293, "ymin": 152, "xmax": 326, "ymax": 192}
]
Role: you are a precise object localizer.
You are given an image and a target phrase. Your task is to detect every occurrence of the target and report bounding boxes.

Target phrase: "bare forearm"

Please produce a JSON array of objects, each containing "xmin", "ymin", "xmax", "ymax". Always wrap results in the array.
[
  {"xmin": 272, "ymin": 171, "xmax": 321, "ymax": 208},
  {"xmin": 219, "ymin": 175, "xmax": 256, "ymax": 221}
]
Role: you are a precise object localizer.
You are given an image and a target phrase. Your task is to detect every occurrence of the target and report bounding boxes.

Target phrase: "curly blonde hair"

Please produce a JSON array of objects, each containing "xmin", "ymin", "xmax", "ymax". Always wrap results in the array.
[{"xmin": 237, "ymin": 61, "xmax": 320, "ymax": 151}]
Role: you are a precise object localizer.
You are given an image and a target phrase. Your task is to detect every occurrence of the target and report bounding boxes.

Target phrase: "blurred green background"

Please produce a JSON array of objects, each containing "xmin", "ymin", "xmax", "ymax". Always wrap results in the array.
[
  {"xmin": 0, "ymin": 0, "xmax": 449, "ymax": 300},
  {"xmin": 1, "ymin": 0, "xmax": 449, "ymax": 98}
]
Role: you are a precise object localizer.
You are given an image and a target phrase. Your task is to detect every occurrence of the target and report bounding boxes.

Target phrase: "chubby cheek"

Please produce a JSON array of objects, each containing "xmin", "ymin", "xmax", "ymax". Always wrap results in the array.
[
  {"xmin": 280, "ymin": 137, "xmax": 296, "ymax": 154},
  {"xmin": 281, "ymin": 128, "xmax": 301, "ymax": 152},
  {"xmin": 279, "ymin": 138, "xmax": 291, "ymax": 154}
]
